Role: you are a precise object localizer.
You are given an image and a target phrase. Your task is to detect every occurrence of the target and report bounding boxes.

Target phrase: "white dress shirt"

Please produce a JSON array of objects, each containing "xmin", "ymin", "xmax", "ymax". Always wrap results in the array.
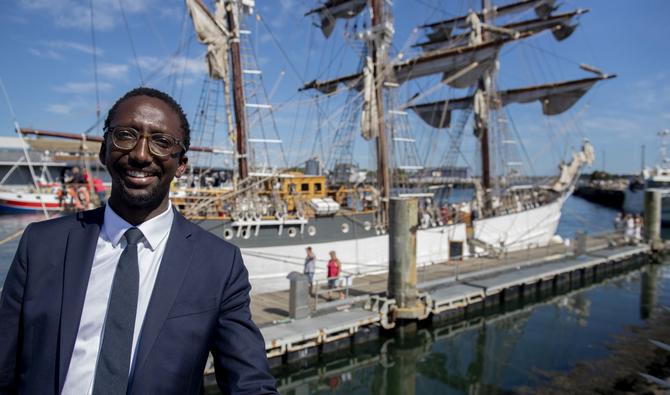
[{"xmin": 61, "ymin": 203, "xmax": 174, "ymax": 395}]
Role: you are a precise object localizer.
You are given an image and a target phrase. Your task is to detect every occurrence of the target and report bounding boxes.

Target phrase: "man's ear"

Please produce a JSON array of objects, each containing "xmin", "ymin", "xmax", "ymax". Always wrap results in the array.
[
  {"xmin": 176, "ymin": 155, "xmax": 188, "ymax": 178},
  {"xmin": 99, "ymin": 140, "xmax": 106, "ymax": 165}
]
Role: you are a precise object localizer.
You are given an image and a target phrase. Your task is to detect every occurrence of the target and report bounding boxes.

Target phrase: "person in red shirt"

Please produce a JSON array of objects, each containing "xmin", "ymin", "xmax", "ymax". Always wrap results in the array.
[
  {"xmin": 93, "ymin": 177, "xmax": 107, "ymax": 204},
  {"xmin": 327, "ymin": 251, "xmax": 343, "ymax": 300}
]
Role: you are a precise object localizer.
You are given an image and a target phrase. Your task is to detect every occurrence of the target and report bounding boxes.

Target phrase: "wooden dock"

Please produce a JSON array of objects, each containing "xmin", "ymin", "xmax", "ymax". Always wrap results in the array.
[
  {"xmin": 246, "ymin": 234, "xmax": 656, "ymax": 367},
  {"xmin": 250, "ymin": 234, "xmax": 611, "ymax": 326}
]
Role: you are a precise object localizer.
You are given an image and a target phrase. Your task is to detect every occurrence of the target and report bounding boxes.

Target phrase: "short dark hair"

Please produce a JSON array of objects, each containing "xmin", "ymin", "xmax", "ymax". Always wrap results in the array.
[{"xmin": 104, "ymin": 87, "xmax": 191, "ymax": 152}]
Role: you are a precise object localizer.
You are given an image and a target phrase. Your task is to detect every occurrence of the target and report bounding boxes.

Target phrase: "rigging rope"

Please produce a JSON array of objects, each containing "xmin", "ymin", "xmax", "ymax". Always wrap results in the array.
[
  {"xmin": 89, "ymin": 0, "xmax": 100, "ymax": 119},
  {"xmin": 117, "ymin": 0, "xmax": 145, "ymax": 85},
  {"xmin": 256, "ymin": 13, "xmax": 306, "ymax": 85}
]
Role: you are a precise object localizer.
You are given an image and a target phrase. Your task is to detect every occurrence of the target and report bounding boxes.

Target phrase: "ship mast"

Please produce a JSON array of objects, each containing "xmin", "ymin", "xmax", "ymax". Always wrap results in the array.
[
  {"xmin": 371, "ymin": 0, "xmax": 391, "ymax": 226},
  {"xmin": 225, "ymin": 0, "xmax": 249, "ymax": 181},
  {"xmin": 477, "ymin": 0, "xmax": 492, "ymax": 210}
]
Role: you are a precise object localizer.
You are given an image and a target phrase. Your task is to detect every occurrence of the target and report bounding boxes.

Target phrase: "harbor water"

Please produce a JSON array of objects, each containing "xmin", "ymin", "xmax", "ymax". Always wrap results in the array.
[
  {"xmin": 1, "ymin": 197, "xmax": 668, "ymax": 394},
  {"xmin": 258, "ymin": 262, "xmax": 669, "ymax": 394}
]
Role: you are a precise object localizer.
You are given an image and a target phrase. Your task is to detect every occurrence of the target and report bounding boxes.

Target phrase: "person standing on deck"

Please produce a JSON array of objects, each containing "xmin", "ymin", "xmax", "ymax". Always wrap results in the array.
[{"xmin": 304, "ymin": 246, "xmax": 316, "ymax": 295}]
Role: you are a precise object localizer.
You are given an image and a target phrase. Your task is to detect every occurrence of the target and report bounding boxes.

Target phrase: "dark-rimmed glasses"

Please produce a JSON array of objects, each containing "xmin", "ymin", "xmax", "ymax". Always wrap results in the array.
[{"xmin": 105, "ymin": 126, "xmax": 186, "ymax": 157}]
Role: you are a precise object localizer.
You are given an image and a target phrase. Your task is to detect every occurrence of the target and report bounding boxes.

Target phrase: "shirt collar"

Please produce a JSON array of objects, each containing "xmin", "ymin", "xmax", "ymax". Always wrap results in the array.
[{"xmin": 103, "ymin": 201, "xmax": 174, "ymax": 251}]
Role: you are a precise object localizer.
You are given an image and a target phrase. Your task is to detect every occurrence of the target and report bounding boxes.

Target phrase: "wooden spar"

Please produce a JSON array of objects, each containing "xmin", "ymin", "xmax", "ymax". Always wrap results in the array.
[
  {"xmin": 226, "ymin": 0, "xmax": 249, "ymax": 181},
  {"xmin": 478, "ymin": 0, "xmax": 492, "ymax": 200},
  {"xmin": 18, "ymin": 128, "xmax": 215, "ymax": 153},
  {"xmin": 371, "ymin": 0, "xmax": 390, "ymax": 227}
]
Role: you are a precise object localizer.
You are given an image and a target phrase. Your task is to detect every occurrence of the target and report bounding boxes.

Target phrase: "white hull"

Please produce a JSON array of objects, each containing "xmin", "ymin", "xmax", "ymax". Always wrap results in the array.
[{"xmin": 245, "ymin": 196, "xmax": 565, "ymax": 294}]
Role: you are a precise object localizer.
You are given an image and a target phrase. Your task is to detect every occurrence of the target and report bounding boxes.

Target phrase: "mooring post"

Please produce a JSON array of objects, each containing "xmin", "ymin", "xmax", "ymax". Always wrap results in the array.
[
  {"xmin": 644, "ymin": 189, "xmax": 662, "ymax": 249},
  {"xmin": 287, "ymin": 271, "xmax": 310, "ymax": 319},
  {"xmin": 389, "ymin": 197, "xmax": 426, "ymax": 320}
]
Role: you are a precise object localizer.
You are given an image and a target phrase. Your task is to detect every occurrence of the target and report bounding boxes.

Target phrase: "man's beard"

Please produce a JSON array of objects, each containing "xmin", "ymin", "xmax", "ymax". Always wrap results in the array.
[{"xmin": 117, "ymin": 181, "xmax": 165, "ymax": 209}]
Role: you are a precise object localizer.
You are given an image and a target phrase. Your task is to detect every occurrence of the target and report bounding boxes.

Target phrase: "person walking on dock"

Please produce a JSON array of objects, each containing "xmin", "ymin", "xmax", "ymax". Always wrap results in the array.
[
  {"xmin": 613, "ymin": 212, "xmax": 623, "ymax": 235},
  {"xmin": 625, "ymin": 213, "xmax": 635, "ymax": 244},
  {"xmin": 304, "ymin": 246, "xmax": 316, "ymax": 295},
  {"xmin": 327, "ymin": 251, "xmax": 344, "ymax": 300},
  {"xmin": 634, "ymin": 214, "xmax": 643, "ymax": 243}
]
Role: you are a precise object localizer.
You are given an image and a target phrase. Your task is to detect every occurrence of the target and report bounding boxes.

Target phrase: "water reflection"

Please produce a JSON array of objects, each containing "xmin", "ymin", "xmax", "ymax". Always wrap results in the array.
[
  {"xmin": 640, "ymin": 265, "xmax": 660, "ymax": 319},
  {"xmin": 263, "ymin": 264, "xmax": 666, "ymax": 395},
  {"xmin": 0, "ymin": 212, "xmax": 47, "ymax": 285}
]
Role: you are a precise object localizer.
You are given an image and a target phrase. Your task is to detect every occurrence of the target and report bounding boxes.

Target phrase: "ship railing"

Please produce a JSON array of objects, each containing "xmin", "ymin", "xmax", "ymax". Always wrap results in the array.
[{"xmin": 312, "ymin": 274, "xmax": 354, "ymax": 311}]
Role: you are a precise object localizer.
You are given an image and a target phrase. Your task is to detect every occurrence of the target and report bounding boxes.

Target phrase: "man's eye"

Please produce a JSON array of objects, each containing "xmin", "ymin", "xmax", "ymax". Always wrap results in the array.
[
  {"xmin": 151, "ymin": 135, "xmax": 173, "ymax": 149},
  {"xmin": 115, "ymin": 129, "xmax": 136, "ymax": 140}
]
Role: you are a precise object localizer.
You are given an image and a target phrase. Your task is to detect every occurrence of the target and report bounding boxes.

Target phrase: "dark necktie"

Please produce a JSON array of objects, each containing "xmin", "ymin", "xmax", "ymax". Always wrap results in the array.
[{"xmin": 93, "ymin": 227, "xmax": 144, "ymax": 395}]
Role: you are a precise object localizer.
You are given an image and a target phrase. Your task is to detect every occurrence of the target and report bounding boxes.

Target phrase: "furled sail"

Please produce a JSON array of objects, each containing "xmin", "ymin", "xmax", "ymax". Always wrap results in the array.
[
  {"xmin": 185, "ymin": 0, "xmax": 229, "ymax": 80},
  {"xmin": 416, "ymin": 9, "xmax": 588, "ymax": 52},
  {"xmin": 305, "ymin": 0, "xmax": 367, "ymax": 38},
  {"xmin": 360, "ymin": 56, "xmax": 379, "ymax": 140},
  {"xmin": 420, "ymin": 0, "xmax": 556, "ymax": 42},
  {"xmin": 410, "ymin": 75, "xmax": 615, "ymax": 128},
  {"xmin": 300, "ymin": 38, "xmax": 512, "ymax": 93}
]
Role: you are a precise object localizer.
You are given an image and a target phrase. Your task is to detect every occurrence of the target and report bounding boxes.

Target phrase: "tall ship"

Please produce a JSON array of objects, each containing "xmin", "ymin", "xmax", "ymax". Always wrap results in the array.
[
  {"xmin": 14, "ymin": 0, "xmax": 614, "ymax": 293},
  {"xmin": 176, "ymin": 0, "xmax": 612, "ymax": 293}
]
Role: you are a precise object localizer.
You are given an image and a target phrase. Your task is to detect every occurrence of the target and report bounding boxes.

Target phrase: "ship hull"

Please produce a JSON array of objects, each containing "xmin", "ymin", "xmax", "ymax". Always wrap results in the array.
[
  {"xmin": 194, "ymin": 194, "xmax": 566, "ymax": 294},
  {"xmin": 0, "ymin": 191, "xmax": 62, "ymax": 213}
]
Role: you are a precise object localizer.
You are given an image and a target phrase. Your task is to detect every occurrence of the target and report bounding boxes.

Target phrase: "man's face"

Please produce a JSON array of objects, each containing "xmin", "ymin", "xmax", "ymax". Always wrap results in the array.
[{"xmin": 100, "ymin": 95, "xmax": 188, "ymax": 211}]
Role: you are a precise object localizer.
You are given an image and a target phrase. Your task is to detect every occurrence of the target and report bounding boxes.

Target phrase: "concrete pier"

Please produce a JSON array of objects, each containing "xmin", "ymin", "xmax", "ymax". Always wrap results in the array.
[
  {"xmin": 245, "ymin": 233, "xmax": 656, "ymax": 368},
  {"xmin": 388, "ymin": 198, "xmax": 425, "ymax": 320}
]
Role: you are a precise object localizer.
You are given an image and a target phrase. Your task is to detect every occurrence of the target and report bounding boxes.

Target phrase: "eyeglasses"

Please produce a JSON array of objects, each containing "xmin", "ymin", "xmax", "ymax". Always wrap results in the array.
[{"xmin": 105, "ymin": 126, "xmax": 186, "ymax": 157}]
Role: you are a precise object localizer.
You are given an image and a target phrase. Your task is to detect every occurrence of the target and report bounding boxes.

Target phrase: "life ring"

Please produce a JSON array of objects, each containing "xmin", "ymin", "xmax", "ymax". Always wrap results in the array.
[
  {"xmin": 64, "ymin": 186, "xmax": 84, "ymax": 209},
  {"xmin": 76, "ymin": 187, "xmax": 91, "ymax": 209}
]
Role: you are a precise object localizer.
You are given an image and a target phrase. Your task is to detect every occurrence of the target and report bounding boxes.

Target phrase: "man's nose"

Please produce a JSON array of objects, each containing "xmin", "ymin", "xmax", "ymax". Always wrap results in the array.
[{"xmin": 129, "ymin": 135, "xmax": 152, "ymax": 163}]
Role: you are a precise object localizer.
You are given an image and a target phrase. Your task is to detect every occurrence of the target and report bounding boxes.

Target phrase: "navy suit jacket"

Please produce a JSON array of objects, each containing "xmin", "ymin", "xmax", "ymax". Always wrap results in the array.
[{"xmin": 0, "ymin": 207, "xmax": 277, "ymax": 394}]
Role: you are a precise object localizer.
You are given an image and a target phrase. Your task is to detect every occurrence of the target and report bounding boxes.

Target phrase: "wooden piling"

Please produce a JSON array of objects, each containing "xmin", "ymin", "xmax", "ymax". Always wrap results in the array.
[
  {"xmin": 388, "ymin": 198, "xmax": 422, "ymax": 318},
  {"xmin": 644, "ymin": 189, "xmax": 662, "ymax": 248}
]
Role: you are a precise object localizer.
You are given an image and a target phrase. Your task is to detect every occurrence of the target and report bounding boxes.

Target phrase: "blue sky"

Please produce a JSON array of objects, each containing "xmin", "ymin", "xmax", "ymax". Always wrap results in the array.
[{"xmin": 0, "ymin": 0, "xmax": 669, "ymax": 175}]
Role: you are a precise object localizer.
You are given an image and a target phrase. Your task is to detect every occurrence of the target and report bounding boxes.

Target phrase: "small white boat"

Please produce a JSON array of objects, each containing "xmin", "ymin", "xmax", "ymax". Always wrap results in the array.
[{"xmin": 623, "ymin": 130, "xmax": 670, "ymax": 223}]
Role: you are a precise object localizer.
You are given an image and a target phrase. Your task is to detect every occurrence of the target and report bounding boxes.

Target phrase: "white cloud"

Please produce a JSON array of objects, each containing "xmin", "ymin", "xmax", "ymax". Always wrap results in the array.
[
  {"xmin": 47, "ymin": 104, "xmax": 73, "ymax": 114},
  {"xmin": 138, "ymin": 55, "xmax": 205, "ymax": 79},
  {"xmin": 97, "ymin": 63, "xmax": 129, "ymax": 80},
  {"xmin": 54, "ymin": 81, "xmax": 113, "ymax": 94},
  {"xmin": 28, "ymin": 47, "xmax": 63, "ymax": 60},
  {"xmin": 45, "ymin": 40, "xmax": 101, "ymax": 55},
  {"xmin": 28, "ymin": 40, "xmax": 102, "ymax": 61},
  {"xmin": 18, "ymin": 0, "xmax": 156, "ymax": 31}
]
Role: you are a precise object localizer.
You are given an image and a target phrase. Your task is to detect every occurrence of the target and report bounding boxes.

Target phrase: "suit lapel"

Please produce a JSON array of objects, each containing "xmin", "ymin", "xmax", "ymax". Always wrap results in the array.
[
  {"xmin": 131, "ymin": 210, "xmax": 195, "ymax": 384},
  {"xmin": 57, "ymin": 208, "xmax": 104, "ymax": 393}
]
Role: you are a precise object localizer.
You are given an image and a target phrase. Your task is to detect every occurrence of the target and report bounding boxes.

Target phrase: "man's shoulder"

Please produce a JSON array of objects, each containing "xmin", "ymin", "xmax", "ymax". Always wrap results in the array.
[
  {"xmin": 26, "ymin": 207, "xmax": 104, "ymax": 235},
  {"xmin": 176, "ymin": 211, "xmax": 239, "ymax": 255}
]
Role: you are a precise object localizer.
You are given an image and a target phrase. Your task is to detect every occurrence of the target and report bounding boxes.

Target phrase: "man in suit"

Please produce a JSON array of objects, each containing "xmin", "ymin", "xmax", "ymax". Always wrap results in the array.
[{"xmin": 0, "ymin": 87, "xmax": 277, "ymax": 394}]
